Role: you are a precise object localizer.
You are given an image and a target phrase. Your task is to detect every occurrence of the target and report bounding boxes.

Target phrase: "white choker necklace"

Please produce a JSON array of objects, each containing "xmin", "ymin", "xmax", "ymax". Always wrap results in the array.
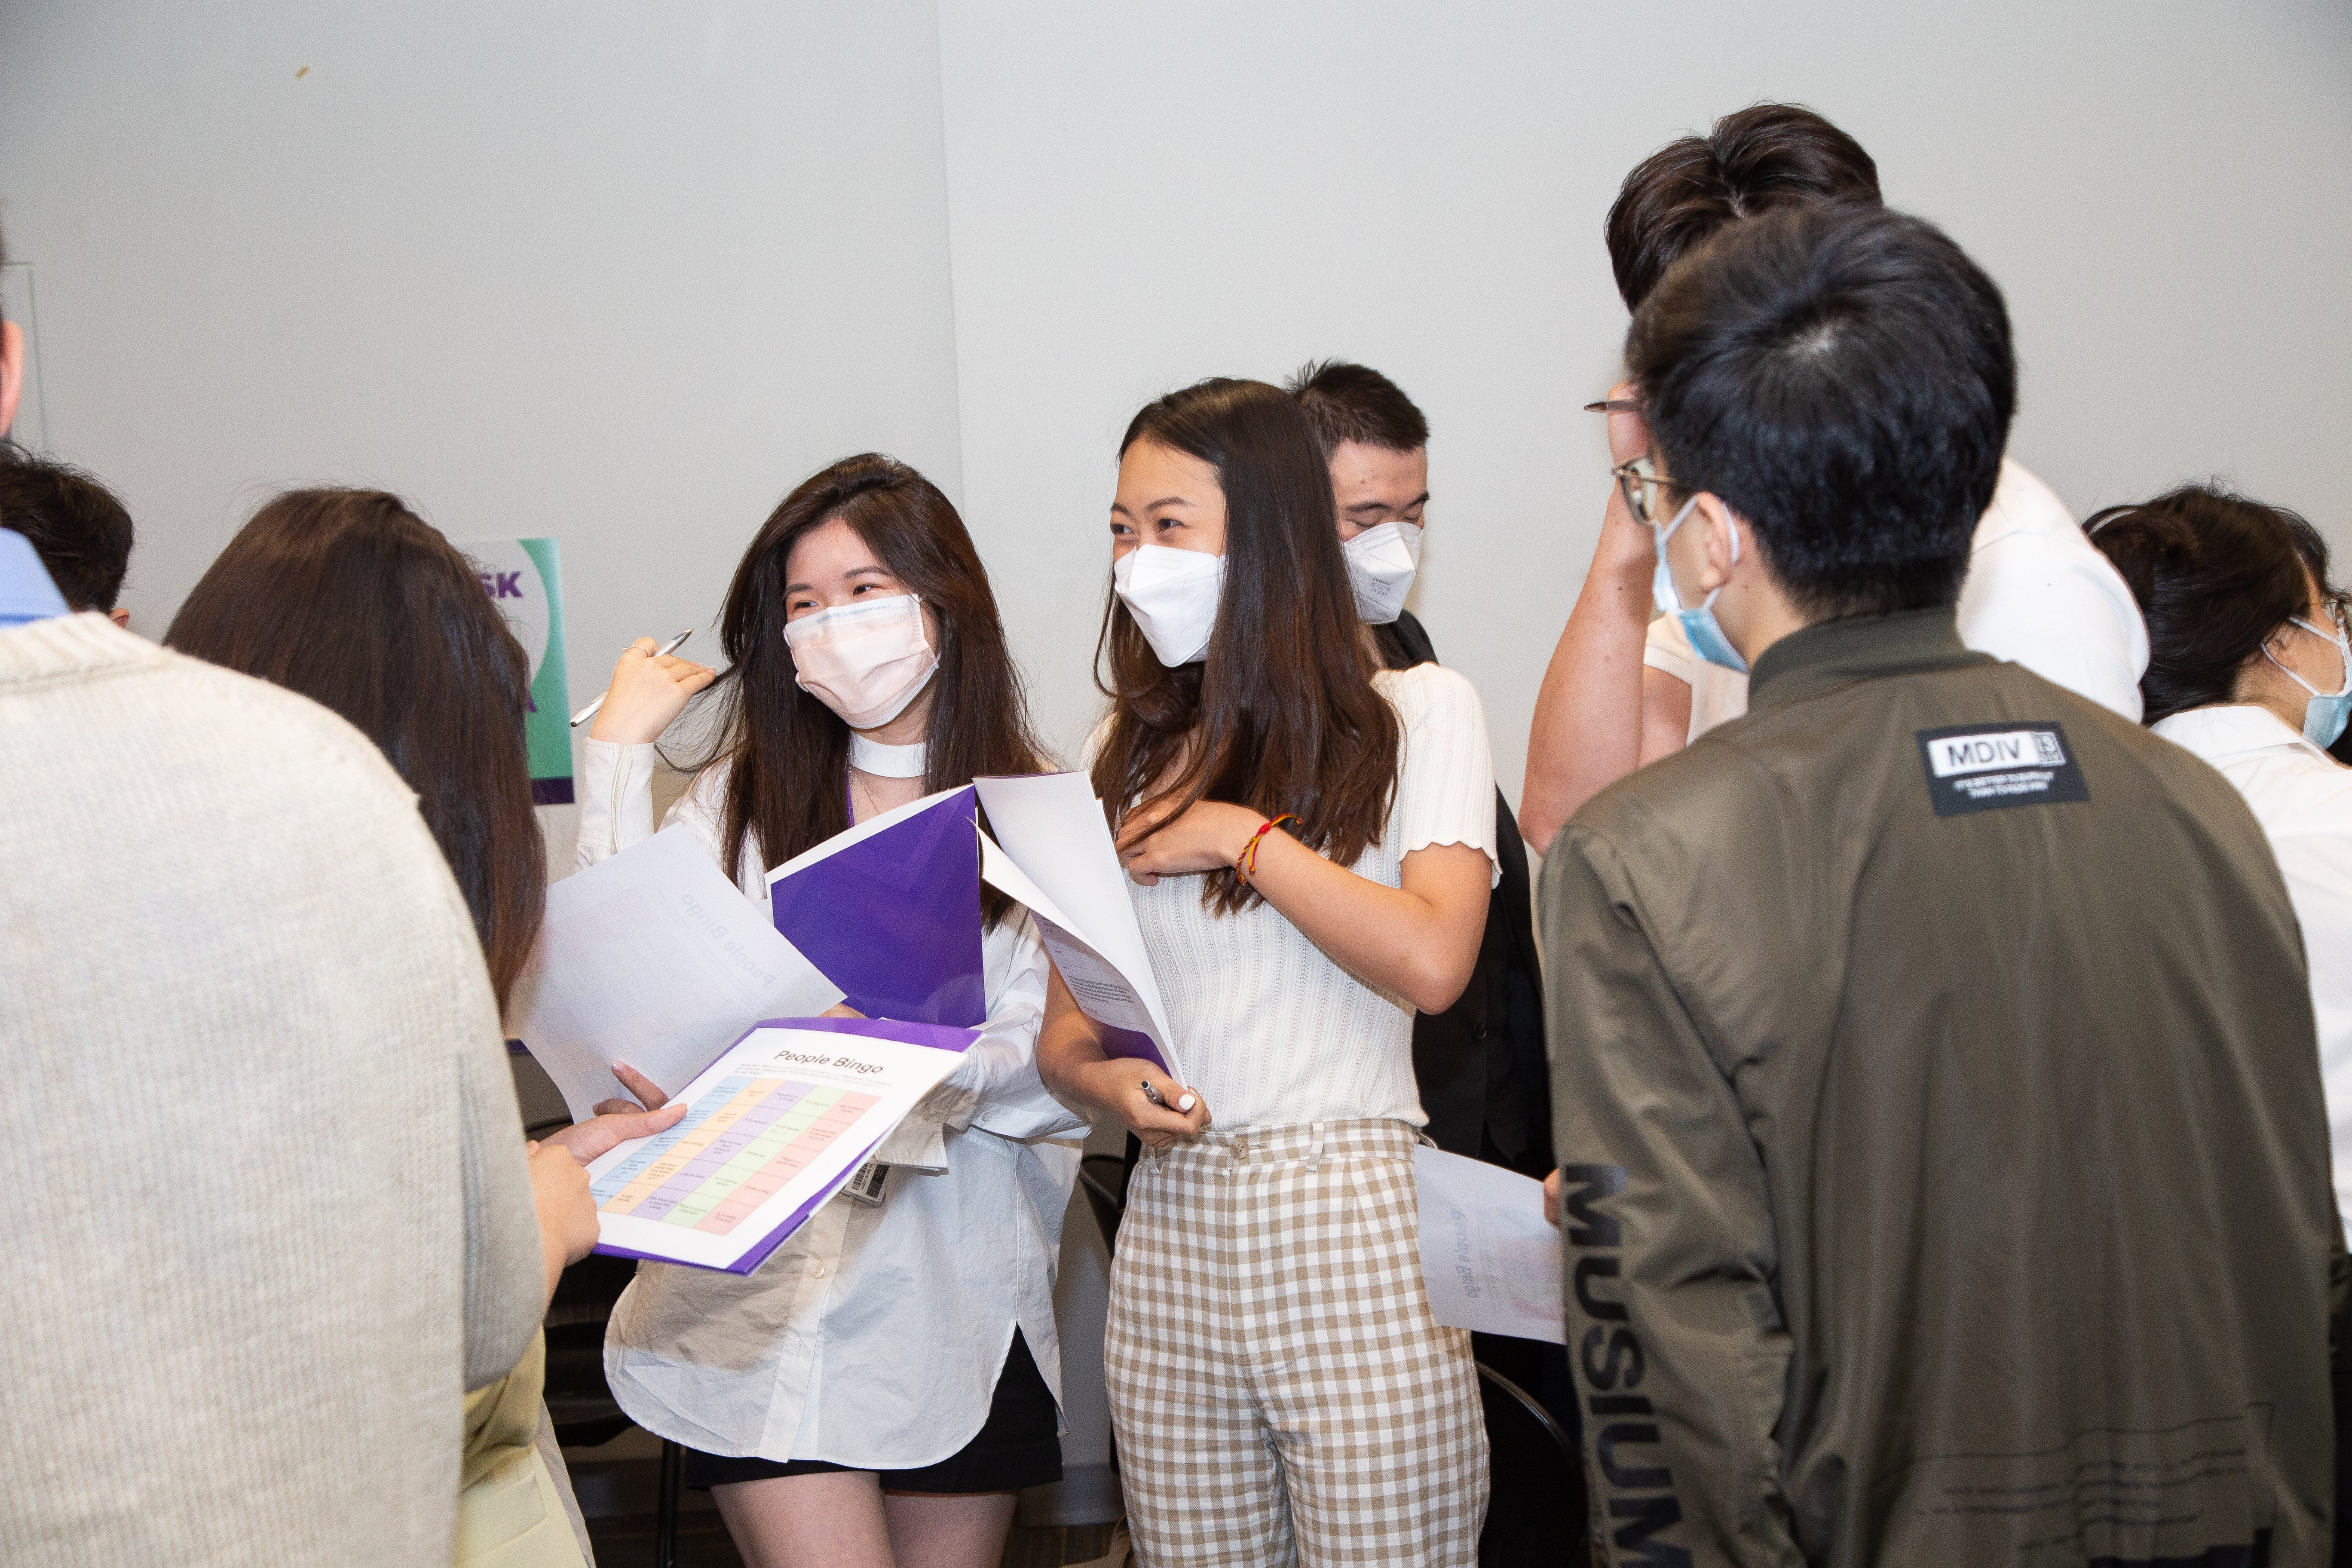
[{"xmin": 849, "ymin": 734, "xmax": 928, "ymax": 779}]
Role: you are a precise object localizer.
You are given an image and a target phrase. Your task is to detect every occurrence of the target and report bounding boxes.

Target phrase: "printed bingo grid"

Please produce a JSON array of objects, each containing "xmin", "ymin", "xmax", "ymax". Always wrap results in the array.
[{"xmin": 591, "ymin": 1075, "xmax": 879, "ymax": 1236}]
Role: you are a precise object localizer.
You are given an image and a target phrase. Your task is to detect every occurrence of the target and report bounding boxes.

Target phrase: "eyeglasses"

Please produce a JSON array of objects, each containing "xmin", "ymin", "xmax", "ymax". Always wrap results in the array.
[
  {"xmin": 2298, "ymin": 595, "xmax": 2352, "ymax": 640},
  {"xmin": 1611, "ymin": 454, "xmax": 1682, "ymax": 528}
]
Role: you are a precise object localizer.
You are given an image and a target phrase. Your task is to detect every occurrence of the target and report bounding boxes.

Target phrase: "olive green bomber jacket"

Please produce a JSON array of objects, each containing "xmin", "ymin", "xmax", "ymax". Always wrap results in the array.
[{"xmin": 1542, "ymin": 606, "xmax": 2340, "ymax": 1567}]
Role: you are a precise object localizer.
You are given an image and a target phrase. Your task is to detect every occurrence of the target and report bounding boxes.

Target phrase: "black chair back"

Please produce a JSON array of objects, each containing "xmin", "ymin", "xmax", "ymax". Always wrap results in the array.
[{"xmin": 1476, "ymin": 1362, "xmax": 1587, "ymax": 1568}]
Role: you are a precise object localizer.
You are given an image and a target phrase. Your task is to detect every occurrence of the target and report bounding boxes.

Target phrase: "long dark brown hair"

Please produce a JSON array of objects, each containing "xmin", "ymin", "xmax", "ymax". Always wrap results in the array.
[
  {"xmin": 166, "ymin": 489, "xmax": 547, "ymax": 1007},
  {"xmin": 690, "ymin": 453, "xmax": 1044, "ymax": 925},
  {"xmin": 1090, "ymin": 378, "xmax": 1401, "ymax": 914}
]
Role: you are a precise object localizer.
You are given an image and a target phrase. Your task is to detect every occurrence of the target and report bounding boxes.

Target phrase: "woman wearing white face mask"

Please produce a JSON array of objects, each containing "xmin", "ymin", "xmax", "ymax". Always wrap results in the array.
[
  {"xmin": 1039, "ymin": 377, "xmax": 1501, "ymax": 1564},
  {"xmin": 576, "ymin": 453, "xmax": 1084, "ymax": 1568}
]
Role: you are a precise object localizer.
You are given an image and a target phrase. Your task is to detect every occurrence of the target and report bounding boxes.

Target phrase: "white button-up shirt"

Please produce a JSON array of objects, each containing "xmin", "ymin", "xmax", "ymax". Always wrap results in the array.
[
  {"xmin": 1647, "ymin": 459, "xmax": 2152, "ymax": 739},
  {"xmin": 2153, "ymin": 704, "xmax": 2352, "ymax": 1227},
  {"xmin": 575, "ymin": 739, "xmax": 1087, "ymax": 1466}
]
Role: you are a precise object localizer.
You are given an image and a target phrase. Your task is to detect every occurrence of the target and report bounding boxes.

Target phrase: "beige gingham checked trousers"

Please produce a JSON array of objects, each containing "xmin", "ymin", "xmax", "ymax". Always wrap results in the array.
[{"xmin": 1105, "ymin": 1118, "xmax": 1488, "ymax": 1565}]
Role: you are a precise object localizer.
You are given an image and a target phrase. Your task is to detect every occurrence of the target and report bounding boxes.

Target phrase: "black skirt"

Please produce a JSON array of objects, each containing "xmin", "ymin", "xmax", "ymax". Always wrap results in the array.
[{"xmin": 680, "ymin": 1328, "xmax": 1061, "ymax": 1496}]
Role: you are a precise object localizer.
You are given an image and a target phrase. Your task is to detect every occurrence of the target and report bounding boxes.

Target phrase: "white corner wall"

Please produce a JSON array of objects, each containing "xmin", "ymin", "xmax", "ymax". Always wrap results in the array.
[
  {"xmin": 0, "ymin": 0, "xmax": 967, "ymax": 749},
  {"xmin": 935, "ymin": 0, "xmax": 2352, "ymax": 799},
  {"xmin": 6, "ymin": 2, "xmax": 2349, "ymax": 798}
]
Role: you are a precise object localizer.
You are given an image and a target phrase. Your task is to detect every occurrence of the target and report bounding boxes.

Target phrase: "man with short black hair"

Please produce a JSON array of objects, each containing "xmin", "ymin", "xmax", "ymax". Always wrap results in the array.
[
  {"xmin": 1519, "ymin": 103, "xmax": 2147, "ymax": 852},
  {"xmin": 1288, "ymin": 358, "xmax": 1550, "ymax": 1183},
  {"xmin": 1291, "ymin": 359, "xmax": 1574, "ymax": 1560},
  {"xmin": 1541, "ymin": 204, "xmax": 2336, "ymax": 1565},
  {"xmin": 0, "ymin": 454, "xmax": 135, "ymax": 623},
  {"xmin": 0, "ymin": 218, "xmax": 135, "ymax": 626}
]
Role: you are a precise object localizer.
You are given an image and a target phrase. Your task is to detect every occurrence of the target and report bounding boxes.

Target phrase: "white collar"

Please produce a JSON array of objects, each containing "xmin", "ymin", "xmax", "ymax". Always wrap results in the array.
[
  {"xmin": 848, "ymin": 733, "xmax": 928, "ymax": 779},
  {"xmin": 2150, "ymin": 704, "xmax": 2333, "ymax": 766}
]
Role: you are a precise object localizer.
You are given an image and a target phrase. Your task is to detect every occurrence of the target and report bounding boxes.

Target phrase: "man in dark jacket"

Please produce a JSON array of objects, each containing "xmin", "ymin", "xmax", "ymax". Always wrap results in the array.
[
  {"xmin": 1289, "ymin": 359, "xmax": 1572, "ymax": 1558},
  {"xmin": 1289, "ymin": 358, "xmax": 1552, "ymax": 1182},
  {"xmin": 1541, "ymin": 204, "xmax": 2338, "ymax": 1565}
]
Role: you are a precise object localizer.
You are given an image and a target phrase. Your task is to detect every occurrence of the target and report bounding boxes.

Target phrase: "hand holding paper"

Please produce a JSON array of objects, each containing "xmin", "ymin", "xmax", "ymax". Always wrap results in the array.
[
  {"xmin": 510, "ymin": 825, "xmax": 845, "ymax": 1121},
  {"xmin": 583, "ymin": 1018, "xmax": 974, "ymax": 1273},
  {"xmin": 1413, "ymin": 1146, "xmax": 1566, "ymax": 1344},
  {"xmin": 973, "ymin": 772, "xmax": 1185, "ymax": 1084}
]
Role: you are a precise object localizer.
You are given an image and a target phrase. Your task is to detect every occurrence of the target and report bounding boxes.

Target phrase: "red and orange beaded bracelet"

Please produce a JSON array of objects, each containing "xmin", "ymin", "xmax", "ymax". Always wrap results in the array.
[{"xmin": 1237, "ymin": 814, "xmax": 1300, "ymax": 882}]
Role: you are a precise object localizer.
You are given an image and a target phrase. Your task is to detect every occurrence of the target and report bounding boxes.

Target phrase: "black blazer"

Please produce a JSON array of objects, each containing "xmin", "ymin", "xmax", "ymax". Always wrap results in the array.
[{"xmin": 1373, "ymin": 612, "xmax": 1553, "ymax": 1177}]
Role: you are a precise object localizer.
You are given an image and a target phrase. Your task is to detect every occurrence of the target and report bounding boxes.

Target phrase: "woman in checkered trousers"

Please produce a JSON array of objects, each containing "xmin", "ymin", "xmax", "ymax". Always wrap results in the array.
[{"xmin": 1040, "ymin": 377, "xmax": 1500, "ymax": 1565}]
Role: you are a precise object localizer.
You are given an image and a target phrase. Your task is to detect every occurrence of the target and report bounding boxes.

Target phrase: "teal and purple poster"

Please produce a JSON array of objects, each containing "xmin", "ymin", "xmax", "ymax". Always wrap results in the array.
[{"xmin": 459, "ymin": 536, "xmax": 574, "ymax": 805}]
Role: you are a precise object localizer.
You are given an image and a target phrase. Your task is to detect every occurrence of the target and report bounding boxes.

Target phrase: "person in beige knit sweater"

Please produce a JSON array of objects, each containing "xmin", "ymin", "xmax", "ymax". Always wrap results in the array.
[{"xmin": 0, "ymin": 591, "xmax": 552, "ymax": 1565}]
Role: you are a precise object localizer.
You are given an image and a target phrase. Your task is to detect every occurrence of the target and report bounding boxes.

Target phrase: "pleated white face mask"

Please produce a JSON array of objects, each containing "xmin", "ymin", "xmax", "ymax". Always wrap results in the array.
[
  {"xmin": 783, "ymin": 593, "xmax": 940, "ymax": 729},
  {"xmin": 1113, "ymin": 545, "xmax": 1225, "ymax": 666},
  {"xmin": 1342, "ymin": 521, "xmax": 1424, "ymax": 625}
]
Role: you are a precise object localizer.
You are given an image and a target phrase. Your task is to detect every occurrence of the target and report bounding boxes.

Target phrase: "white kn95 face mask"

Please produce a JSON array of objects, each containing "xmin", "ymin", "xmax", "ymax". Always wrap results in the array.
[
  {"xmin": 1342, "ymin": 521, "xmax": 1423, "ymax": 625},
  {"xmin": 1113, "ymin": 545, "xmax": 1225, "ymax": 666},
  {"xmin": 782, "ymin": 592, "xmax": 939, "ymax": 730}
]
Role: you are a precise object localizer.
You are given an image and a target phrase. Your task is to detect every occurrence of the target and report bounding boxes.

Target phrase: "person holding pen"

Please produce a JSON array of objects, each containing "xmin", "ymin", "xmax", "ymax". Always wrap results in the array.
[
  {"xmin": 578, "ymin": 453, "xmax": 1086, "ymax": 1568},
  {"xmin": 1037, "ymin": 377, "xmax": 1499, "ymax": 1565}
]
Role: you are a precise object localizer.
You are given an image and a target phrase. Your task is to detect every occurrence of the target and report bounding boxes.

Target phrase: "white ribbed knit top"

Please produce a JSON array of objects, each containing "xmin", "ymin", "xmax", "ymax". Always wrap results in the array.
[{"xmin": 1120, "ymin": 664, "xmax": 1500, "ymax": 1133}]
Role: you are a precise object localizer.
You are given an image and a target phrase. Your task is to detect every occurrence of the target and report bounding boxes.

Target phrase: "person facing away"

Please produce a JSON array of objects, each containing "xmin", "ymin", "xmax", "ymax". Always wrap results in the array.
[
  {"xmin": 576, "ymin": 453, "xmax": 1085, "ymax": 1568},
  {"xmin": 1518, "ymin": 101, "xmax": 2147, "ymax": 853},
  {"xmin": 1037, "ymin": 377, "xmax": 1501, "ymax": 1565},
  {"xmin": 165, "ymin": 488, "xmax": 689, "ymax": 1568},
  {"xmin": 0, "ymin": 530, "xmax": 548, "ymax": 1566},
  {"xmin": 0, "ymin": 450, "xmax": 136, "ymax": 626},
  {"xmin": 1540, "ymin": 205, "xmax": 2338, "ymax": 1565}
]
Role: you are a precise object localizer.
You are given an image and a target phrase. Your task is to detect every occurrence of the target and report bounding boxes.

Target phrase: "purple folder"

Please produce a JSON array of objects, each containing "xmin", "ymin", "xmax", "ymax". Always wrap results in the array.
[{"xmin": 767, "ymin": 788, "xmax": 986, "ymax": 1028}]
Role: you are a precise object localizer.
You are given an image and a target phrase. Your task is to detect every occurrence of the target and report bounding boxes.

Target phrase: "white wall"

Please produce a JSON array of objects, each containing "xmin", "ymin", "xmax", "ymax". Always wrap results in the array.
[
  {"xmin": 7, "ymin": 2, "xmax": 2349, "ymax": 795},
  {"xmin": 935, "ymin": 0, "xmax": 2352, "ymax": 799},
  {"xmin": 0, "ymin": 0, "xmax": 966, "ymax": 759}
]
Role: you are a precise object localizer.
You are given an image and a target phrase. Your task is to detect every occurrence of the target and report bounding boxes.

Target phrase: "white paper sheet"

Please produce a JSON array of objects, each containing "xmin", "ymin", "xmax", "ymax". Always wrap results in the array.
[
  {"xmin": 1413, "ymin": 1145, "xmax": 1566, "ymax": 1344},
  {"xmin": 510, "ymin": 825, "xmax": 845, "ymax": 1121},
  {"xmin": 972, "ymin": 773, "xmax": 1185, "ymax": 1084},
  {"xmin": 584, "ymin": 1023, "xmax": 965, "ymax": 1271}
]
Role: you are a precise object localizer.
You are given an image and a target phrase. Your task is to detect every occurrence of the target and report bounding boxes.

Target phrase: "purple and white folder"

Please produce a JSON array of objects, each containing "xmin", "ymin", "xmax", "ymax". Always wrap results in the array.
[
  {"xmin": 972, "ymin": 772, "xmax": 1186, "ymax": 1084},
  {"xmin": 766, "ymin": 787, "xmax": 987, "ymax": 1029},
  {"xmin": 583, "ymin": 1017, "xmax": 976, "ymax": 1274}
]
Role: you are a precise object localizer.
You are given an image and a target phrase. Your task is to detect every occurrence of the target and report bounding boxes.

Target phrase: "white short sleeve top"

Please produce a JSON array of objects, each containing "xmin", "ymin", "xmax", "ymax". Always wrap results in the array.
[
  {"xmin": 1644, "ymin": 459, "xmax": 2151, "ymax": 741},
  {"xmin": 1118, "ymin": 664, "xmax": 1500, "ymax": 1134}
]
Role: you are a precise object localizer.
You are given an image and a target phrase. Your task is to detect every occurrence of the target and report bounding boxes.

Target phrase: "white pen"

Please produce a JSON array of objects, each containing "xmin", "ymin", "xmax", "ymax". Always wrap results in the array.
[
  {"xmin": 1140, "ymin": 1079, "xmax": 1197, "ymax": 1114},
  {"xmin": 570, "ymin": 629, "xmax": 696, "ymax": 729}
]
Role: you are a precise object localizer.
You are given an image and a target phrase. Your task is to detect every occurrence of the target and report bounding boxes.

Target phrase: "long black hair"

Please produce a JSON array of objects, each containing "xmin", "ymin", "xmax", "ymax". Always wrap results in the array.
[
  {"xmin": 689, "ymin": 453, "xmax": 1045, "ymax": 925},
  {"xmin": 1090, "ymin": 378, "xmax": 1401, "ymax": 915},
  {"xmin": 2087, "ymin": 484, "xmax": 2336, "ymax": 725}
]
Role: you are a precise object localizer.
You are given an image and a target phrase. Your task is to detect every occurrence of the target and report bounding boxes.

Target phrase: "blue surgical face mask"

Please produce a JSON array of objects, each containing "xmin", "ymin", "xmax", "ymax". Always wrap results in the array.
[
  {"xmin": 2267, "ymin": 611, "xmax": 2352, "ymax": 749},
  {"xmin": 1651, "ymin": 495, "xmax": 1749, "ymax": 674}
]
